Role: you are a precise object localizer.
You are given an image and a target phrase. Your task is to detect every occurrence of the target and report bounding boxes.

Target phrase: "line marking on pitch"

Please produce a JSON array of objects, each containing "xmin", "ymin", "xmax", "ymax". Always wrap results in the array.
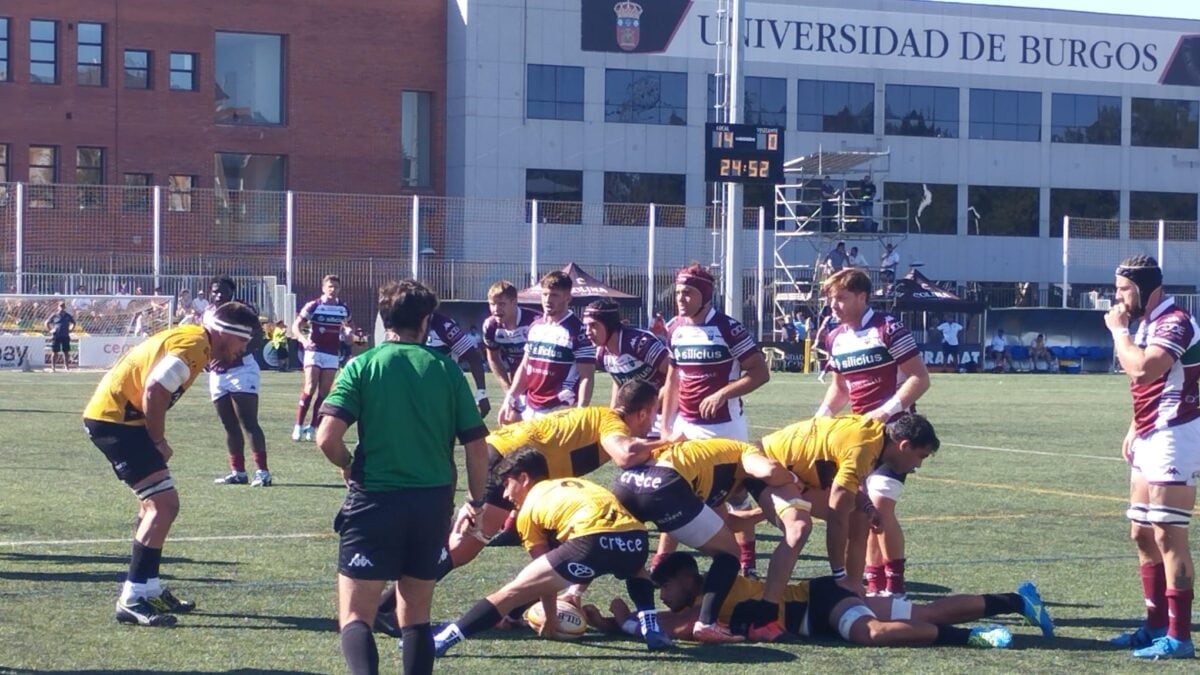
[
  {"xmin": 918, "ymin": 476, "xmax": 1127, "ymax": 503},
  {"xmin": 0, "ymin": 531, "xmax": 332, "ymax": 548},
  {"xmin": 904, "ymin": 511, "xmax": 1121, "ymax": 523}
]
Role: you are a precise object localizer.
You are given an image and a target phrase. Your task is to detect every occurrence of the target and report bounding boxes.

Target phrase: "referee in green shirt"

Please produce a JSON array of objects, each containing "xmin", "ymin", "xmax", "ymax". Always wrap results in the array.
[{"xmin": 317, "ymin": 279, "xmax": 489, "ymax": 675}]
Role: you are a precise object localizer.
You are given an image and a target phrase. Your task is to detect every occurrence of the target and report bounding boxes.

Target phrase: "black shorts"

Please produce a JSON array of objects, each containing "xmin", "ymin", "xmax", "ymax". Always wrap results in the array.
[
  {"xmin": 610, "ymin": 465, "xmax": 704, "ymax": 531},
  {"xmin": 869, "ymin": 464, "xmax": 908, "ymax": 484},
  {"xmin": 51, "ymin": 337, "xmax": 71, "ymax": 353},
  {"xmin": 85, "ymin": 419, "xmax": 167, "ymax": 487},
  {"xmin": 483, "ymin": 445, "xmax": 515, "ymax": 510},
  {"xmin": 545, "ymin": 531, "xmax": 648, "ymax": 583},
  {"xmin": 941, "ymin": 344, "xmax": 958, "ymax": 357},
  {"xmin": 805, "ymin": 575, "xmax": 860, "ymax": 639},
  {"xmin": 742, "ymin": 477, "xmax": 768, "ymax": 502},
  {"xmin": 334, "ymin": 486, "xmax": 454, "ymax": 581}
]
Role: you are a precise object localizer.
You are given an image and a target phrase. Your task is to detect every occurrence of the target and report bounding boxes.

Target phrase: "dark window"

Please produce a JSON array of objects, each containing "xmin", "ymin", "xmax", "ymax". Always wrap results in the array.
[
  {"xmin": 883, "ymin": 182, "xmax": 957, "ymax": 234},
  {"xmin": 28, "ymin": 146, "xmax": 56, "ymax": 207},
  {"xmin": 214, "ymin": 153, "xmax": 287, "ymax": 244},
  {"xmin": 527, "ymin": 169, "xmax": 583, "ymax": 224},
  {"xmin": 707, "ymin": 75, "xmax": 787, "ymax": 126},
  {"xmin": 885, "ymin": 84, "xmax": 958, "ymax": 138},
  {"xmin": 169, "ymin": 52, "xmax": 195, "ymax": 91},
  {"xmin": 797, "ymin": 80, "xmax": 874, "ymax": 134},
  {"xmin": 966, "ymin": 185, "xmax": 1039, "ymax": 237},
  {"xmin": 1130, "ymin": 191, "xmax": 1198, "ymax": 240},
  {"xmin": 1051, "ymin": 94, "xmax": 1121, "ymax": 145},
  {"xmin": 401, "ymin": 91, "xmax": 432, "ymax": 188},
  {"xmin": 168, "ymin": 174, "xmax": 194, "ymax": 212},
  {"xmin": 76, "ymin": 22, "xmax": 103, "ymax": 86},
  {"xmin": 0, "ymin": 18, "xmax": 9, "ymax": 82},
  {"xmin": 527, "ymin": 65, "xmax": 584, "ymax": 121},
  {"xmin": 1131, "ymin": 97, "xmax": 1199, "ymax": 149},
  {"xmin": 605, "ymin": 69, "xmax": 687, "ymax": 126},
  {"xmin": 604, "ymin": 172, "xmax": 686, "ymax": 227},
  {"xmin": 1049, "ymin": 188, "xmax": 1119, "ymax": 237},
  {"xmin": 969, "ymin": 89, "xmax": 1040, "ymax": 141},
  {"xmin": 215, "ymin": 33, "xmax": 283, "ymax": 124},
  {"xmin": 122, "ymin": 173, "xmax": 151, "ymax": 211},
  {"xmin": 123, "ymin": 49, "xmax": 150, "ymax": 89},
  {"xmin": 76, "ymin": 147, "xmax": 104, "ymax": 208},
  {"xmin": 0, "ymin": 143, "xmax": 7, "ymax": 183},
  {"xmin": 30, "ymin": 19, "xmax": 57, "ymax": 84}
]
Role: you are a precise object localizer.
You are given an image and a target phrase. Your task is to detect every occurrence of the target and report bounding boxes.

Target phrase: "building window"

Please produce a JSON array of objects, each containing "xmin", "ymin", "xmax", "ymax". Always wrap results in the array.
[
  {"xmin": 168, "ymin": 174, "xmax": 194, "ymax": 212},
  {"xmin": 122, "ymin": 173, "xmax": 151, "ymax": 211},
  {"xmin": 797, "ymin": 80, "xmax": 874, "ymax": 134},
  {"xmin": 1049, "ymin": 188, "xmax": 1119, "ymax": 237},
  {"xmin": 605, "ymin": 69, "xmax": 687, "ymax": 126},
  {"xmin": 76, "ymin": 147, "xmax": 104, "ymax": 208},
  {"xmin": 76, "ymin": 22, "xmax": 103, "ymax": 86},
  {"xmin": 966, "ymin": 185, "xmax": 1039, "ymax": 237},
  {"xmin": 28, "ymin": 145, "xmax": 57, "ymax": 208},
  {"xmin": 526, "ymin": 64, "xmax": 584, "ymax": 121},
  {"xmin": 969, "ymin": 89, "xmax": 1040, "ymax": 142},
  {"xmin": 885, "ymin": 84, "xmax": 959, "ymax": 138},
  {"xmin": 1131, "ymin": 97, "xmax": 1199, "ymax": 149},
  {"xmin": 214, "ymin": 153, "xmax": 286, "ymax": 243},
  {"xmin": 1130, "ymin": 191, "xmax": 1198, "ymax": 240},
  {"xmin": 1, "ymin": 18, "xmax": 9, "ymax": 82},
  {"xmin": 1051, "ymin": 94, "xmax": 1120, "ymax": 145},
  {"xmin": 214, "ymin": 33, "xmax": 282, "ymax": 124},
  {"xmin": 707, "ymin": 75, "xmax": 787, "ymax": 126},
  {"xmin": 124, "ymin": 49, "xmax": 150, "ymax": 89},
  {"xmin": 527, "ymin": 169, "xmax": 583, "ymax": 224},
  {"xmin": 0, "ymin": 143, "xmax": 7, "ymax": 183},
  {"xmin": 604, "ymin": 171, "xmax": 686, "ymax": 227},
  {"xmin": 401, "ymin": 91, "xmax": 431, "ymax": 188},
  {"xmin": 169, "ymin": 52, "xmax": 195, "ymax": 91},
  {"xmin": 30, "ymin": 19, "xmax": 57, "ymax": 84},
  {"xmin": 883, "ymin": 182, "xmax": 958, "ymax": 234}
]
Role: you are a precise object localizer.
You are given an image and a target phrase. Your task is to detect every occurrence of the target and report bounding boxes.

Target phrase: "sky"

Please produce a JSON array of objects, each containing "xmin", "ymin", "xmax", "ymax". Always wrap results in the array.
[{"xmin": 923, "ymin": 0, "xmax": 1200, "ymax": 21}]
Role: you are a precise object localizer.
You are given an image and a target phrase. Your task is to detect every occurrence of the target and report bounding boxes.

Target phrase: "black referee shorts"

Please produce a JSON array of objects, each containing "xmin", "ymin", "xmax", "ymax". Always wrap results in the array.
[{"xmin": 334, "ymin": 486, "xmax": 454, "ymax": 581}]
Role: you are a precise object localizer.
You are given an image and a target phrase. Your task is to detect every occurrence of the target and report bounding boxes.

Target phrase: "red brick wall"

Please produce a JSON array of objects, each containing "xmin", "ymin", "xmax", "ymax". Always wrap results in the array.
[{"xmin": 0, "ymin": 0, "xmax": 446, "ymax": 195}]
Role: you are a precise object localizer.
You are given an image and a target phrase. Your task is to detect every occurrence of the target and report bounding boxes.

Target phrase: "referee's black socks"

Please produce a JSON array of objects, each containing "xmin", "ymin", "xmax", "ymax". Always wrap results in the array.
[{"xmin": 340, "ymin": 620, "xmax": 379, "ymax": 675}]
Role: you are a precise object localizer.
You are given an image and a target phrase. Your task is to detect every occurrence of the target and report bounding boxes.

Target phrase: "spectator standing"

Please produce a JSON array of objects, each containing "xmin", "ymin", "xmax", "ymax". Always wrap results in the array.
[
  {"xmin": 860, "ymin": 174, "xmax": 877, "ymax": 231},
  {"xmin": 821, "ymin": 176, "xmax": 838, "ymax": 231},
  {"xmin": 936, "ymin": 315, "xmax": 964, "ymax": 368},
  {"xmin": 45, "ymin": 301, "xmax": 76, "ymax": 372},
  {"xmin": 825, "ymin": 242, "xmax": 848, "ymax": 275},
  {"xmin": 881, "ymin": 243, "xmax": 900, "ymax": 277}
]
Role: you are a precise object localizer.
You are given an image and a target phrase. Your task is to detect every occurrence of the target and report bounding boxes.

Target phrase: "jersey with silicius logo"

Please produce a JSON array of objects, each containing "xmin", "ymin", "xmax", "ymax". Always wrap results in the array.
[
  {"xmin": 826, "ymin": 308, "xmax": 918, "ymax": 414},
  {"xmin": 523, "ymin": 311, "xmax": 596, "ymax": 411},
  {"xmin": 666, "ymin": 309, "xmax": 759, "ymax": 424},
  {"xmin": 598, "ymin": 327, "xmax": 668, "ymax": 389}
]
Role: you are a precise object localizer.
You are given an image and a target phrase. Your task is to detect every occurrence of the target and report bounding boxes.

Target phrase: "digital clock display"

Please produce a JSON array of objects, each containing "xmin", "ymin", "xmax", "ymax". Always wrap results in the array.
[{"xmin": 704, "ymin": 123, "xmax": 785, "ymax": 184}]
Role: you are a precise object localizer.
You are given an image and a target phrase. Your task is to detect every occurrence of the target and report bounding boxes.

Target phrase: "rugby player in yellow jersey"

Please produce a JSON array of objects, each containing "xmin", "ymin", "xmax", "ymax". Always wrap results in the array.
[
  {"xmin": 740, "ymin": 413, "xmax": 940, "ymax": 641},
  {"xmin": 584, "ymin": 551, "xmax": 1054, "ymax": 648},
  {"xmin": 611, "ymin": 437, "xmax": 793, "ymax": 643},
  {"xmin": 433, "ymin": 448, "xmax": 673, "ymax": 655},
  {"xmin": 83, "ymin": 302, "xmax": 259, "ymax": 626},
  {"xmin": 442, "ymin": 380, "xmax": 665, "ymax": 575}
]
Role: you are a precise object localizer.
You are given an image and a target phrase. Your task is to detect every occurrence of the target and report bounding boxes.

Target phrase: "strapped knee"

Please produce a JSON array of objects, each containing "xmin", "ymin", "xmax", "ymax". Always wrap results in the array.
[
  {"xmin": 837, "ymin": 604, "xmax": 876, "ymax": 641},
  {"xmin": 1145, "ymin": 504, "xmax": 1192, "ymax": 528},
  {"xmin": 865, "ymin": 475, "xmax": 903, "ymax": 502},
  {"xmin": 135, "ymin": 476, "xmax": 176, "ymax": 500}
]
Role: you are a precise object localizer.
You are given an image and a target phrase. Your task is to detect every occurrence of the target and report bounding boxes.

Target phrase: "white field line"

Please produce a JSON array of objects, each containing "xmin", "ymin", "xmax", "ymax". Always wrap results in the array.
[{"xmin": 0, "ymin": 531, "xmax": 330, "ymax": 548}]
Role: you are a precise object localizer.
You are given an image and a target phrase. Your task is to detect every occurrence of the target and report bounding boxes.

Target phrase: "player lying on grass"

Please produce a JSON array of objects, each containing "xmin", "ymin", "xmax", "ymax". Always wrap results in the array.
[
  {"xmin": 611, "ymin": 437, "xmax": 794, "ymax": 643},
  {"xmin": 431, "ymin": 448, "xmax": 672, "ymax": 656},
  {"xmin": 584, "ymin": 552, "xmax": 1054, "ymax": 649}
]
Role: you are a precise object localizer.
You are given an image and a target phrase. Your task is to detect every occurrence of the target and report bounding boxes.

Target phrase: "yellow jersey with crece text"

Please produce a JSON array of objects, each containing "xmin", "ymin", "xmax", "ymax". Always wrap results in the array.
[
  {"xmin": 654, "ymin": 438, "xmax": 760, "ymax": 507},
  {"xmin": 83, "ymin": 325, "xmax": 210, "ymax": 426},
  {"xmin": 516, "ymin": 478, "xmax": 644, "ymax": 552},
  {"xmin": 486, "ymin": 407, "xmax": 632, "ymax": 478},
  {"xmin": 715, "ymin": 575, "xmax": 811, "ymax": 627},
  {"xmin": 759, "ymin": 416, "xmax": 884, "ymax": 493}
]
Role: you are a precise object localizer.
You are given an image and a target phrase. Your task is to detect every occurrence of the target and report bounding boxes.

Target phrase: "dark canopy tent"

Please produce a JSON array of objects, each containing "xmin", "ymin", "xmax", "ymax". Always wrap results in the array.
[
  {"xmin": 518, "ymin": 262, "xmax": 640, "ymax": 304},
  {"xmin": 891, "ymin": 270, "xmax": 985, "ymax": 314}
]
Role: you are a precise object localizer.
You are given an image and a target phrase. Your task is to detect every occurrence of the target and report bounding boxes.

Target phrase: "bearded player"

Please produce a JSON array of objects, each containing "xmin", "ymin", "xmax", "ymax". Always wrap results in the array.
[{"xmin": 816, "ymin": 268, "xmax": 930, "ymax": 597}]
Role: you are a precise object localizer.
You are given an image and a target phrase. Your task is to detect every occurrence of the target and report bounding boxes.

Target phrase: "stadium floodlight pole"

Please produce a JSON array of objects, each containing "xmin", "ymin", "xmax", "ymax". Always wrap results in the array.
[
  {"xmin": 285, "ymin": 190, "xmax": 295, "ymax": 294},
  {"xmin": 152, "ymin": 186, "xmax": 162, "ymax": 291},
  {"xmin": 15, "ymin": 182, "xmax": 24, "ymax": 294},
  {"xmin": 411, "ymin": 195, "xmax": 421, "ymax": 279},
  {"xmin": 756, "ymin": 205, "xmax": 765, "ymax": 342},
  {"xmin": 722, "ymin": 0, "xmax": 746, "ymax": 321},
  {"xmin": 530, "ymin": 199, "xmax": 540, "ymax": 286},
  {"xmin": 1061, "ymin": 215, "xmax": 1069, "ymax": 308},
  {"xmin": 647, "ymin": 202, "xmax": 657, "ymax": 324}
]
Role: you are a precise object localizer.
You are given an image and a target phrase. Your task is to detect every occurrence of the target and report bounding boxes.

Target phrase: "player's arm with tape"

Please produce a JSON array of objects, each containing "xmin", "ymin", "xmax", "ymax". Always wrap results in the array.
[
  {"xmin": 142, "ymin": 353, "xmax": 194, "ymax": 459},
  {"xmin": 867, "ymin": 357, "xmax": 930, "ymax": 423},
  {"xmin": 815, "ymin": 371, "xmax": 851, "ymax": 417},
  {"xmin": 700, "ymin": 350, "xmax": 770, "ymax": 419},
  {"xmin": 660, "ymin": 363, "xmax": 681, "ymax": 438},
  {"xmin": 500, "ymin": 352, "xmax": 532, "ymax": 423}
]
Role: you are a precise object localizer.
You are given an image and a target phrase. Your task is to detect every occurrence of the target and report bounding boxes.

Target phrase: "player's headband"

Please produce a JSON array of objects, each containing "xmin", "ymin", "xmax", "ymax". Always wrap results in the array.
[
  {"xmin": 583, "ymin": 305, "xmax": 622, "ymax": 332},
  {"xmin": 676, "ymin": 271, "xmax": 714, "ymax": 305},
  {"xmin": 1115, "ymin": 259, "xmax": 1162, "ymax": 309},
  {"xmin": 203, "ymin": 313, "xmax": 254, "ymax": 340}
]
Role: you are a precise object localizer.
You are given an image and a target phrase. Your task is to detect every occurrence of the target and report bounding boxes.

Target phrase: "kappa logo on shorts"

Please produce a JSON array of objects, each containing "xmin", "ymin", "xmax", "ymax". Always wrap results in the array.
[
  {"xmin": 347, "ymin": 553, "xmax": 374, "ymax": 568},
  {"xmin": 566, "ymin": 562, "xmax": 595, "ymax": 579},
  {"xmin": 1166, "ymin": 466, "xmax": 1181, "ymax": 476}
]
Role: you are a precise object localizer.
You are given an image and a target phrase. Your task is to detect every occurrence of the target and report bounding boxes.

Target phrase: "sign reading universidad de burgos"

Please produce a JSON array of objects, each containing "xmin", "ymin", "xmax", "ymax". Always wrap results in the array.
[{"xmin": 581, "ymin": 0, "xmax": 1200, "ymax": 86}]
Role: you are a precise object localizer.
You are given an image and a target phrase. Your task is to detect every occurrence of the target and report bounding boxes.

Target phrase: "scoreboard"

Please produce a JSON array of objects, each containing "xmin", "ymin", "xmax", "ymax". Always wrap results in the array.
[{"xmin": 704, "ymin": 123, "xmax": 785, "ymax": 184}]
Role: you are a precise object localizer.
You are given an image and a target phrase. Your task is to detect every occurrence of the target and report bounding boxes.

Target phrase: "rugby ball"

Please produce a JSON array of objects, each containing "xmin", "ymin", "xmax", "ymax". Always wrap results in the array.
[{"xmin": 523, "ymin": 599, "xmax": 588, "ymax": 639}]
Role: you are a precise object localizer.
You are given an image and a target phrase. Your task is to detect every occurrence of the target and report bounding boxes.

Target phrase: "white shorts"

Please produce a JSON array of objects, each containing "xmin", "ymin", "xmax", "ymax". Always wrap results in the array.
[
  {"xmin": 208, "ymin": 360, "xmax": 261, "ymax": 401},
  {"xmin": 1130, "ymin": 418, "xmax": 1200, "ymax": 486},
  {"xmin": 667, "ymin": 505, "xmax": 726, "ymax": 549},
  {"xmin": 521, "ymin": 403, "xmax": 566, "ymax": 422},
  {"xmin": 671, "ymin": 412, "xmax": 749, "ymax": 442},
  {"xmin": 303, "ymin": 350, "xmax": 340, "ymax": 370}
]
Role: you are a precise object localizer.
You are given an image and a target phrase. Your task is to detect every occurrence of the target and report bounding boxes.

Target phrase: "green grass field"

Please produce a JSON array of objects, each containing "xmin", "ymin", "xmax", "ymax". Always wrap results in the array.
[{"xmin": 0, "ymin": 370, "xmax": 1196, "ymax": 673}]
